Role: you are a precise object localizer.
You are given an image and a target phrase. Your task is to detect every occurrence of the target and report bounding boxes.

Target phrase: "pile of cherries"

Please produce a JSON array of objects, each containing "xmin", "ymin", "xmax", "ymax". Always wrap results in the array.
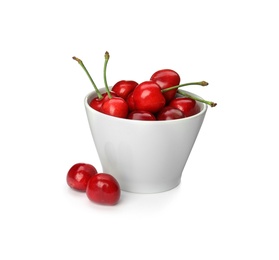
[{"xmin": 73, "ymin": 52, "xmax": 216, "ymax": 120}]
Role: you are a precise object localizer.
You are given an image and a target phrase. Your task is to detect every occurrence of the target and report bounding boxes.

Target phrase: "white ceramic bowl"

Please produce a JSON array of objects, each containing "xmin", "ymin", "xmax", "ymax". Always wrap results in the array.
[{"xmin": 84, "ymin": 88, "xmax": 207, "ymax": 193}]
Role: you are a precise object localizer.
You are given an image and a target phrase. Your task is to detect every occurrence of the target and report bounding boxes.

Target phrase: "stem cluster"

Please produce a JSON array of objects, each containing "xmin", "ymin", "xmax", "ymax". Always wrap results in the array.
[{"xmin": 162, "ymin": 81, "xmax": 217, "ymax": 107}]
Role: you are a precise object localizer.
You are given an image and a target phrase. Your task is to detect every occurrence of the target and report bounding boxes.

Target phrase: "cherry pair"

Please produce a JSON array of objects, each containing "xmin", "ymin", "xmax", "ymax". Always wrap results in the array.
[{"xmin": 66, "ymin": 163, "xmax": 120, "ymax": 206}]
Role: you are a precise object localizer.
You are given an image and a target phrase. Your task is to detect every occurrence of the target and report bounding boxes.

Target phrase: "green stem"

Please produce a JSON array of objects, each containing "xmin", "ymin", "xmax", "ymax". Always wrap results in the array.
[
  {"xmin": 103, "ymin": 51, "xmax": 112, "ymax": 99},
  {"xmin": 72, "ymin": 56, "xmax": 103, "ymax": 99},
  {"xmin": 178, "ymin": 90, "xmax": 217, "ymax": 107},
  {"xmin": 161, "ymin": 81, "xmax": 208, "ymax": 93}
]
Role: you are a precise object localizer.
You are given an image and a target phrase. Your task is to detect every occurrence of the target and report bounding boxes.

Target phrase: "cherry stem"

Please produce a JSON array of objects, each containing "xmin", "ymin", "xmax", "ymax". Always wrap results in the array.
[
  {"xmin": 178, "ymin": 90, "xmax": 217, "ymax": 107},
  {"xmin": 103, "ymin": 51, "xmax": 112, "ymax": 99},
  {"xmin": 72, "ymin": 56, "xmax": 103, "ymax": 99},
  {"xmin": 161, "ymin": 81, "xmax": 208, "ymax": 93}
]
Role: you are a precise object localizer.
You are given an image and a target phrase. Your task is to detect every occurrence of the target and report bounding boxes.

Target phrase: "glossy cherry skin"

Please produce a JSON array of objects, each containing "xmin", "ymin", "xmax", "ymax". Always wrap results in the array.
[
  {"xmin": 150, "ymin": 69, "xmax": 180, "ymax": 103},
  {"xmin": 101, "ymin": 97, "xmax": 129, "ymax": 118},
  {"xmin": 157, "ymin": 106, "xmax": 185, "ymax": 120},
  {"xmin": 86, "ymin": 173, "xmax": 121, "ymax": 206},
  {"xmin": 89, "ymin": 97, "xmax": 104, "ymax": 112},
  {"xmin": 89, "ymin": 91, "xmax": 118, "ymax": 112},
  {"xmin": 126, "ymin": 92, "xmax": 135, "ymax": 111},
  {"xmin": 67, "ymin": 163, "xmax": 98, "ymax": 191},
  {"xmin": 127, "ymin": 110, "xmax": 156, "ymax": 121},
  {"xmin": 133, "ymin": 81, "xmax": 166, "ymax": 113},
  {"xmin": 169, "ymin": 97, "xmax": 200, "ymax": 117},
  {"xmin": 111, "ymin": 80, "xmax": 138, "ymax": 99}
]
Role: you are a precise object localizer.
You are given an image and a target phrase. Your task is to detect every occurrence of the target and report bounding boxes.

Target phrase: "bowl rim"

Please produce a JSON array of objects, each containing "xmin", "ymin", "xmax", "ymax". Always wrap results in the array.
[{"xmin": 84, "ymin": 88, "xmax": 208, "ymax": 123}]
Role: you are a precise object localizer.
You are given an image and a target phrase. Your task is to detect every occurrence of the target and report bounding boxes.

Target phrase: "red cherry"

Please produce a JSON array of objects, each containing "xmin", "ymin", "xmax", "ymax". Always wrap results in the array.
[
  {"xmin": 133, "ymin": 81, "xmax": 166, "ymax": 113},
  {"xmin": 126, "ymin": 92, "xmax": 135, "ymax": 111},
  {"xmin": 157, "ymin": 106, "xmax": 185, "ymax": 120},
  {"xmin": 101, "ymin": 97, "xmax": 129, "ymax": 118},
  {"xmin": 111, "ymin": 80, "xmax": 138, "ymax": 99},
  {"xmin": 127, "ymin": 110, "xmax": 156, "ymax": 121},
  {"xmin": 86, "ymin": 173, "xmax": 121, "ymax": 205},
  {"xmin": 66, "ymin": 163, "xmax": 98, "ymax": 191},
  {"xmin": 89, "ymin": 97, "xmax": 104, "ymax": 112},
  {"xmin": 169, "ymin": 97, "xmax": 200, "ymax": 117},
  {"xmin": 89, "ymin": 92, "xmax": 118, "ymax": 112},
  {"xmin": 150, "ymin": 69, "xmax": 180, "ymax": 103}
]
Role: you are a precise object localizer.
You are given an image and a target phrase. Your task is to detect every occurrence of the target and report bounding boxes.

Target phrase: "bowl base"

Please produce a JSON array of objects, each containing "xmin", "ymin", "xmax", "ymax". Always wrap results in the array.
[{"xmin": 119, "ymin": 180, "xmax": 181, "ymax": 194}]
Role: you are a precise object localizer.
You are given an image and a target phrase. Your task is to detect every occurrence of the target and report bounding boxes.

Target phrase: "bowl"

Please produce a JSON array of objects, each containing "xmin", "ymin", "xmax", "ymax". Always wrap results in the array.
[{"xmin": 84, "ymin": 88, "xmax": 207, "ymax": 193}]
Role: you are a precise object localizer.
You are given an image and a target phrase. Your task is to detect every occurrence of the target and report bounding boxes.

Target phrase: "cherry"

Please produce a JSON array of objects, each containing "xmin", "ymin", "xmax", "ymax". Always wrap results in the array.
[
  {"xmin": 150, "ymin": 69, "xmax": 180, "ymax": 103},
  {"xmin": 66, "ymin": 163, "xmax": 98, "ymax": 191},
  {"xmin": 86, "ymin": 173, "xmax": 121, "ymax": 205},
  {"xmin": 95, "ymin": 52, "xmax": 128, "ymax": 118},
  {"xmin": 127, "ymin": 110, "xmax": 156, "ymax": 121},
  {"xmin": 126, "ymin": 92, "xmax": 136, "ymax": 111},
  {"xmin": 169, "ymin": 97, "xmax": 200, "ymax": 117},
  {"xmin": 133, "ymin": 81, "xmax": 166, "ymax": 113},
  {"xmin": 101, "ymin": 96, "xmax": 129, "ymax": 118},
  {"xmin": 89, "ymin": 97, "xmax": 104, "ymax": 112},
  {"xmin": 89, "ymin": 91, "xmax": 118, "ymax": 112},
  {"xmin": 112, "ymin": 80, "xmax": 138, "ymax": 99},
  {"xmin": 157, "ymin": 106, "xmax": 185, "ymax": 120}
]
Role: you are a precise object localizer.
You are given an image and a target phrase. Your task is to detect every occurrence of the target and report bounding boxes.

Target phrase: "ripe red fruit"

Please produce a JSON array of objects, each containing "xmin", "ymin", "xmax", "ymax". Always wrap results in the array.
[
  {"xmin": 169, "ymin": 97, "xmax": 200, "ymax": 117},
  {"xmin": 101, "ymin": 97, "xmax": 129, "ymax": 118},
  {"xmin": 67, "ymin": 163, "xmax": 98, "ymax": 191},
  {"xmin": 157, "ymin": 106, "xmax": 185, "ymax": 120},
  {"xmin": 86, "ymin": 173, "xmax": 121, "ymax": 205},
  {"xmin": 89, "ymin": 92, "xmax": 118, "ymax": 112},
  {"xmin": 111, "ymin": 80, "xmax": 138, "ymax": 99},
  {"xmin": 126, "ymin": 92, "xmax": 135, "ymax": 111},
  {"xmin": 133, "ymin": 81, "xmax": 166, "ymax": 113},
  {"xmin": 89, "ymin": 97, "xmax": 104, "ymax": 112},
  {"xmin": 150, "ymin": 69, "xmax": 180, "ymax": 103},
  {"xmin": 127, "ymin": 110, "xmax": 156, "ymax": 121}
]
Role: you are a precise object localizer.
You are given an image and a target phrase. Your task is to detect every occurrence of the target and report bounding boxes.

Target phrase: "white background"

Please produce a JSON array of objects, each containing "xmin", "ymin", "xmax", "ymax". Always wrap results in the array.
[{"xmin": 1, "ymin": 0, "xmax": 278, "ymax": 259}]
